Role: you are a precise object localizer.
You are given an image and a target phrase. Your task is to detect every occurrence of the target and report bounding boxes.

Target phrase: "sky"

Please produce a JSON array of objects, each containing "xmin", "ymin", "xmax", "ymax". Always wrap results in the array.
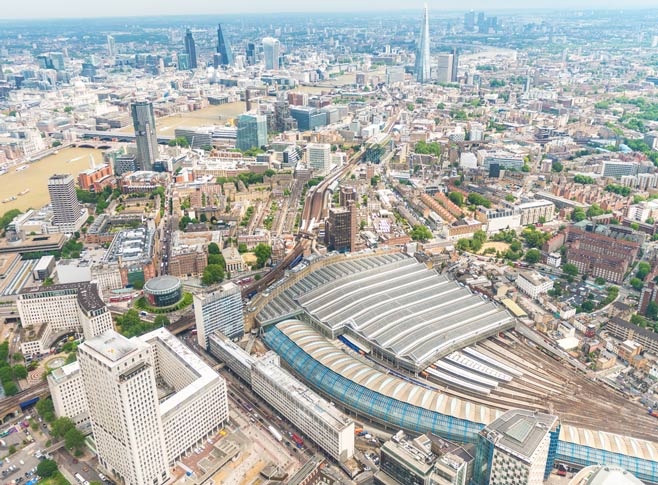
[{"xmin": 2, "ymin": 0, "xmax": 657, "ymax": 19}]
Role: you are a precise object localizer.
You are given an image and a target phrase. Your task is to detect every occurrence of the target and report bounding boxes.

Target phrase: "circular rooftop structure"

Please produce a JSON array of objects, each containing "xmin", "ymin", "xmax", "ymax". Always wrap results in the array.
[{"xmin": 143, "ymin": 276, "xmax": 182, "ymax": 307}]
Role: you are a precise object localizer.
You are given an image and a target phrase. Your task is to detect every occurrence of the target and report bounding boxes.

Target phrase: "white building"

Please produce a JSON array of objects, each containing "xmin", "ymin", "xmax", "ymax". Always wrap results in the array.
[
  {"xmin": 307, "ymin": 143, "xmax": 331, "ymax": 176},
  {"xmin": 546, "ymin": 252, "xmax": 561, "ymax": 268},
  {"xmin": 476, "ymin": 409, "xmax": 559, "ymax": 485},
  {"xmin": 251, "ymin": 355, "xmax": 355, "ymax": 461},
  {"xmin": 18, "ymin": 283, "xmax": 113, "ymax": 355},
  {"xmin": 78, "ymin": 330, "xmax": 170, "ymax": 485},
  {"xmin": 77, "ymin": 328, "xmax": 229, "ymax": 484},
  {"xmin": 193, "ymin": 281, "xmax": 244, "ymax": 348},
  {"xmin": 208, "ymin": 332, "xmax": 355, "ymax": 462},
  {"xmin": 516, "ymin": 271, "xmax": 554, "ymax": 299},
  {"xmin": 47, "ymin": 361, "xmax": 89, "ymax": 429}
]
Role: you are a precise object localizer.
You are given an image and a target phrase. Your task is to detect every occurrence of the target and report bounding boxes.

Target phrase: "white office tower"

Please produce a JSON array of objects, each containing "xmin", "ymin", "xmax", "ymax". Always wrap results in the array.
[
  {"xmin": 48, "ymin": 174, "xmax": 86, "ymax": 233},
  {"xmin": 56, "ymin": 328, "xmax": 229, "ymax": 483},
  {"xmin": 307, "ymin": 143, "xmax": 331, "ymax": 176},
  {"xmin": 437, "ymin": 54, "xmax": 455, "ymax": 84},
  {"xmin": 263, "ymin": 37, "xmax": 280, "ymax": 70},
  {"xmin": 193, "ymin": 281, "xmax": 244, "ymax": 348},
  {"xmin": 78, "ymin": 330, "xmax": 169, "ymax": 485}
]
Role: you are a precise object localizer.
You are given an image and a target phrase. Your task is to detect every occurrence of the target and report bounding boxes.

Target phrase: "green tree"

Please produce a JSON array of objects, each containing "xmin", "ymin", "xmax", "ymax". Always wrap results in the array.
[
  {"xmin": 51, "ymin": 417, "xmax": 75, "ymax": 439},
  {"xmin": 202, "ymin": 265, "xmax": 225, "ymax": 286},
  {"xmin": 2, "ymin": 382, "xmax": 18, "ymax": 396},
  {"xmin": 586, "ymin": 204, "xmax": 604, "ymax": 218},
  {"xmin": 208, "ymin": 242, "xmax": 221, "ymax": 255},
  {"xmin": 630, "ymin": 277, "xmax": 644, "ymax": 291},
  {"xmin": 208, "ymin": 253, "xmax": 226, "ymax": 267},
  {"xmin": 562, "ymin": 263, "xmax": 579, "ymax": 277},
  {"xmin": 153, "ymin": 315, "xmax": 170, "ymax": 327},
  {"xmin": 168, "ymin": 137, "xmax": 190, "ymax": 148},
  {"xmin": 410, "ymin": 225, "xmax": 432, "ymax": 242},
  {"xmin": 254, "ymin": 243, "xmax": 272, "ymax": 268},
  {"xmin": 37, "ymin": 397, "xmax": 56, "ymax": 423},
  {"xmin": 448, "ymin": 191, "xmax": 464, "ymax": 206},
  {"xmin": 637, "ymin": 262, "xmax": 652, "ymax": 281},
  {"xmin": 504, "ymin": 194, "xmax": 515, "ymax": 203},
  {"xmin": 12, "ymin": 365, "xmax": 27, "ymax": 380},
  {"xmin": 524, "ymin": 249, "xmax": 541, "ymax": 264},
  {"xmin": 571, "ymin": 208, "xmax": 586, "ymax": 222},
  {"xmin": 64, "ymin": 427, "xmax": 86, "ymax": 450},
  {"xmin": 37, "ymin": 460, "xmax": 58, "ymax": 478},
  {"xmin": 551, "ymin": 161, "xmax": 563, "ymax": 173},
  {"xmin": 647, "ymin": 301, "xmax": 658, "ymax": 320},
  {"xmin": 238, "ymin": 243, "xmax": 248, "ymax": 253},
  {"xmin": 65, "ymin": 353, "xmax": 77, "ymax": 365},
  {"xmin": 595, "ymin": 277, "xmax": 606, "ymax": 285},
  {"xmin": 581, "ymin": 300, "xmax": 595, "ymax": 312}
]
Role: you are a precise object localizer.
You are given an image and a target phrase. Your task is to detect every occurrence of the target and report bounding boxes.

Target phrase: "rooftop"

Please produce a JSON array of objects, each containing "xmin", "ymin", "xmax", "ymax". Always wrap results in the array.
[
  {"xmin": 83, "ymin": 329, "xmax": 140, "ymax": 363},
  {"xmin": 482, "ymin": 409, "xmax": 558, "ymax": 462}
]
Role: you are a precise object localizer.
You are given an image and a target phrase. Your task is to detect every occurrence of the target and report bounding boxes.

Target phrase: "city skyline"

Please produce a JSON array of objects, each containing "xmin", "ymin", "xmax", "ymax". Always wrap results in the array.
[{"xmin": 2, "ymin": 1, "xmax": 658, "ymax": 20}]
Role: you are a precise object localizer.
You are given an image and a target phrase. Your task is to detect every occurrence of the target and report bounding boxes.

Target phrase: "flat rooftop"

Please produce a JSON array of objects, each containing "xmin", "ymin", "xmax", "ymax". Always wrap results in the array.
[
  {"xmin": 483, "ymin": 409, "xmax": 557, "ymax": 461},
  {"xmin": 83, "ymin": 329, "xmax": 140, "ymax": 363},
  {"xmin": 139, "ymin": 328, "xmax": 223, "ymax": 417},
  {"xmin": 253, "ymin": 357, "xmax": 352, "ymax": 432}
]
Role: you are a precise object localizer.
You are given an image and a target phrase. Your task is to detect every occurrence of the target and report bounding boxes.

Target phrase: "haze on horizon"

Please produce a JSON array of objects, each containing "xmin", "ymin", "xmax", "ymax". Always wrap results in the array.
[{"xmin": 2, "ymin": 0, "xmax": 657, "ymax": 20}]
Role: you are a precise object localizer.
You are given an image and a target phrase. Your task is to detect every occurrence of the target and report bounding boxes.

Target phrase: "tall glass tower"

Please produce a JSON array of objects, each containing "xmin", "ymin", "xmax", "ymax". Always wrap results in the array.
[
  {"xmin": 262, "ymin": 37, "xmax": 280, "ymax": 71},
  {"xmin": 184, "ymin": 29, "xmax": 197, "ymax": 69},
  {"xmin": 131, "ymin": 101, "xmax": 158, "ymax": 171},
  {"xmin": 415, "ymin": 4, "xmax": 431, "ymax": 84},
  {"xmin": 216, "ymin": 24, "xmax": 233, "ymax": 67}
]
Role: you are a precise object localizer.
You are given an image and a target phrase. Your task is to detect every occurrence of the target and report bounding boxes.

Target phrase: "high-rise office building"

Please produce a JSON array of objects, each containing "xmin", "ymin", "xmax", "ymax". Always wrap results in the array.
[
  {"xmin": 464, "ymin": 10, "xmax": 476, "ymax": 31},
  {"xmin": 246, "ymin": 42, "xmax": 256, "ymax": 66},
  {"xmin": 473, "ymin": 409, "xmax": 559, "ymax": 485},
  {"xmin": 58, "ymin": 328, "xmax": 229, "ymax": 478},
  {"xmin": 236, "ymin": 114, "xmax": 268, "ymax": 152},
  {"xmin": 415, "ymin": 4, "xmax": 431, "ymax": 84},
  {"xmin": 324, "ymin": 202, "xmax": 357, "ymax": 253},
  {"xmin": 452, "ymin": 48, "xmax": 459, "ymax": 82},
  {"xmin": 307, "ymin": 143, "xmax": 331, "ymax": 176},
  {"xmin": 437, "ymin": 54, "xmax": 454, "ymax": 84},
  {"xmin": 130, "ymin": 101, "xmax": 158, "ymax": 171},
  {"xmin": 193, "ymin": 281, "xmax": 244, "ymax": 348},
  {"xmin": 48, "ymin": 174, "xmax": 83, "ymax": 232},
  {"xmin": 184, "ymin": 29, "xmax": 197, "ymax": 69},
  {"xmin": 262, "ymin": 37, "xmax": 280, "ymax": 70},
  {"xmin": 107, "ymin": 35, "xmax": 115, "ymax": 57},
  {"xmin": 216, "ymin": 24, "xmax": 233, "ymax": 67},
  {"xmin": 78, "ymin": 330, "xmax": 170, "ymax": 485}
]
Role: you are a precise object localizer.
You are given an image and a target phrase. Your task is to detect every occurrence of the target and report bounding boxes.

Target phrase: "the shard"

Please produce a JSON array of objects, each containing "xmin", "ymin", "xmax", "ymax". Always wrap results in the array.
[
  {"xmin": 216, "ymin": 24, "xmax": 234, "ymax": 66},
  {"xmin": 415, "ymin": 4, "xmax": 431, "ymax": 83}
]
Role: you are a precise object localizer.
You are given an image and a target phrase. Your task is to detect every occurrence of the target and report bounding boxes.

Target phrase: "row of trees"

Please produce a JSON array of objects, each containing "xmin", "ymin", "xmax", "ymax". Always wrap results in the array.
[{"xmin": 115, "ymin": 310, "xmax": 170, "ymax": 338}]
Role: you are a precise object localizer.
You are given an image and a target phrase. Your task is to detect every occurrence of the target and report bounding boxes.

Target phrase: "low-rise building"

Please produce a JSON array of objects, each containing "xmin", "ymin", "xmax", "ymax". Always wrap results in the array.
[{"xmin": 516, "ymin": 271, "xmax": 553, "ymax": 299}]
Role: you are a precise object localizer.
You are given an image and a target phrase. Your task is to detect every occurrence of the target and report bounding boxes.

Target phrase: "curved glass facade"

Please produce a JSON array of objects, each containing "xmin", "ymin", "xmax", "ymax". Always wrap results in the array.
[
  {"xmin": 264, "ymin": 326, "xmax": 658, "ymax": 485},
  {"xmin": 264, "ymin": 326, "xmax": 485, "ymax": 444}
]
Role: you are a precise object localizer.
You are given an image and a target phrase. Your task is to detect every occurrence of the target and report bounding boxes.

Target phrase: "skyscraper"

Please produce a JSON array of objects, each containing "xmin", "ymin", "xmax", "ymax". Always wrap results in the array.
[
  {"xmin": 193, "ymin": 281, "xmax": 244, "ymax": 348},
  {"xmin": 324, "ymin": 202, "xmax": 357, "ymax": 253},
  {"xmin": 130, "ymin": 101, "xmax": 158, "ymax": 171},
  {"xmin": 464, "ymin": 10, "xmax": 476, "ymax": 31},
  {"xmin": 436, "ymin": 54, "xmax": 454, "ymax": 84},
  {"xmin": 452, "ymin": 48, "xmax": 459, "ymax": 82},
  {"xmin": 184, "ymin": 29, "xmax": 197, "ymax": 69},
  {"xmin": 236, "ymin": 114, "xmax": 268, "ymax": 152},
  {"xmin": 262, "ymin": 37, "xmax": 280, "ymax": 70},
  {"xmin": 48, "ymin": 174, "xmax": 82, "ymax": 231},
  {"xmin": 415, "ymin": 4, "xmax": 431, "ymax": 84},
  {"xmin": 216, "ymin": 24, "xmax": 233, "ymax": 67},
  {"xmin": 107, "ymin": 35, "xmax": 115, "ymax": 57},
  {"xmin": 78, "ymin": 330, "xmax": 170, "ymax": 485},
  {"xmin": 246, "ymin": 42, "xmax": 256, "ymax": 66}
]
